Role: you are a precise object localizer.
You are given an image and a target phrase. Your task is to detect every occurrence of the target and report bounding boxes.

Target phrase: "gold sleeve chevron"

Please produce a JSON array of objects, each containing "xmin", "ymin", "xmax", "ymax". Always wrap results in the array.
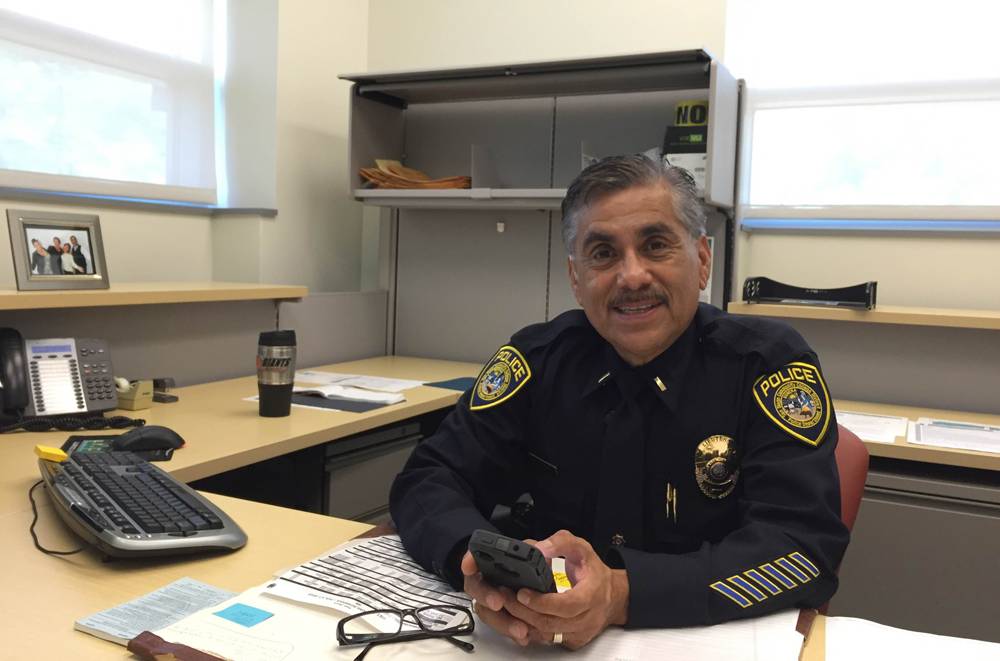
[{"xmin": 709, "ymin": 551, "xmax": 820, "ymax": 608}]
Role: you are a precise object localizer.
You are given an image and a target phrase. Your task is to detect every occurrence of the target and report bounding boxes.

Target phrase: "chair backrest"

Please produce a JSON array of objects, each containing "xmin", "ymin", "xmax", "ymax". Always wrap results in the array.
[{"xmin": 835, "ymin": 424, "xmax": 869, "ymax": 531}]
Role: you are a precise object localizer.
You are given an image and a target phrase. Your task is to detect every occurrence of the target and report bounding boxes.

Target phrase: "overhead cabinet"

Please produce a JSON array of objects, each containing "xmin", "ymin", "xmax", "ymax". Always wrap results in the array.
[
  {"xmin": 341, "ymin": 50, "xmax": 740, "ymax": 361},
  {"xmin": 341, "ymin": 50, "xmax": 739, "ymax": 209}
]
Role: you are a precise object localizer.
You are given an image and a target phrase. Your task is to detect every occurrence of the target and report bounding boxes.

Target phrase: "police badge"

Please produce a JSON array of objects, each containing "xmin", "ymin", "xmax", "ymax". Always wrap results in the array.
[
  {"xmin": 470, "ymin": 345, "xmax": 532, "ymax": 410},
  {"xmin": 752, "ymin": 361, "xmax": 831, "ymax": 446},
  {"xmin": 695, "ymin": 435, "xmax": 739, "ymax": 499}
]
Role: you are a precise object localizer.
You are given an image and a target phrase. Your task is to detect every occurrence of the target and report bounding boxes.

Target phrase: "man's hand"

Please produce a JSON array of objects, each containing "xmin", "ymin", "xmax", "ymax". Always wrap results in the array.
[{"xmin": 462, "ymin": 530, "xmax": 629, "ymax": 649}]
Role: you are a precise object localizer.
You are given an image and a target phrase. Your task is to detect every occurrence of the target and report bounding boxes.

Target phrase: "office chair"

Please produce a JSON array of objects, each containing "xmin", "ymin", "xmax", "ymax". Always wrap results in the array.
[
  {"xmin": 835, "ymin": 424, "xmax": 869, "ymax": 532},
  {"xmin": 819, "ymin": 423, "xmax": 870, "ymax": 614}
]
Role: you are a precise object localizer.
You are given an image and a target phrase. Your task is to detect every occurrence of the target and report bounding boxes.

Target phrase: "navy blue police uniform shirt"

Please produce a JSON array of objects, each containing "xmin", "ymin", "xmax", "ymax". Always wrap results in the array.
[{"xmin": 389, "ymin": 303, "xmax": 849, "ymax": 627}]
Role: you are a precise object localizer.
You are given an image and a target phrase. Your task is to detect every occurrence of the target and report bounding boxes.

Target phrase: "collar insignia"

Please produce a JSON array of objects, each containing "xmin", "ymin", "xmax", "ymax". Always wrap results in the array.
[
  {"xmin": 470, "ymin": 345, "xmax": 531, "ymax": 411},
  {"xmin": 752, "ymin": 361, "xmax": 831, "ymax": 446}
]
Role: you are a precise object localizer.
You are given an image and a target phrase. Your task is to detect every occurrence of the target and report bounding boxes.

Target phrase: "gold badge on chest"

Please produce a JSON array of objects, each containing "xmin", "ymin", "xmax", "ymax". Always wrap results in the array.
[{"xmin": 694, "ymin": 435, "xmax": 739, "ymax": 499}]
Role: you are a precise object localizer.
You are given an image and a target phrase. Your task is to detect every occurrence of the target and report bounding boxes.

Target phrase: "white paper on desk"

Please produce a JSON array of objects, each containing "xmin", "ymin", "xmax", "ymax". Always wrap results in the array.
[
  {"xmin": 909, "ymin": 417, "xmax": 1000, "ymax": 454},
  {"xmin": 295, "ymin": 370, "xmax": 357, "ymax": 385},
  {"xmin": 838, "ymin": 411, "xmax": 908, "ymax": 444},
  {"xmin": 293, "ymin": 384, "xmax": 405, "ymax": 405},
  {"xmin": 263, "ymin": 535, "xmax": 470, "ymax": 634},
  {"xmin": 826, "ymin": 616, "xmax": 1000, "ymax": 660},
  {"xmin": 296, "ymin": 370, "xmax": 424, "ymax": 392},
  {"xmin": 75, "ymin": 577, "xmax": 236, "ymax": 646},
  {"xmin": 471, "ymin": 608, "xmax": 802, "ymax": 661}
]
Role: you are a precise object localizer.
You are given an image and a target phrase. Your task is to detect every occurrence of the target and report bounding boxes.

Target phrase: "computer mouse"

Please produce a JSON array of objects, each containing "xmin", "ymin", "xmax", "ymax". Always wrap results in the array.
[{"xmin": 113, "ymin": 425, "xmax": 186, "ymax": 451}]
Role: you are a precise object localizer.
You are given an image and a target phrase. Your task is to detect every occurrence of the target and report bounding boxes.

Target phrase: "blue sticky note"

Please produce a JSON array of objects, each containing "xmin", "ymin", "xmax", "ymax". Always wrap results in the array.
[{"xmin": 214, "ymin": 603, "xmax": 274, "ymax": 628}]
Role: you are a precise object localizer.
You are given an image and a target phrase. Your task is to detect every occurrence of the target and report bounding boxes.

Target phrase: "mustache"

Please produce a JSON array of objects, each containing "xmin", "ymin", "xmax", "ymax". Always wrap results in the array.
[{"xmin": 609, "ymin": 288, "xmax": 668, "ymax": 308}]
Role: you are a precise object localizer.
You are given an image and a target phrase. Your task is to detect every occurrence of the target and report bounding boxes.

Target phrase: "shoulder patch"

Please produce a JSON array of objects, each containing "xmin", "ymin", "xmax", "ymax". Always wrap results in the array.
[
  {"xmin": 470, "ymin": 345, "xmax": 532, "ymax": 411},
  {"xmin": 752, "ymin": 361, "xmax": 831, "ymax": 446}
]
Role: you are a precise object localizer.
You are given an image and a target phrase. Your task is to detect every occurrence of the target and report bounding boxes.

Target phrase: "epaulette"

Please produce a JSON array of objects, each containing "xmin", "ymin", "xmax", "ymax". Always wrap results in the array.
[
  {"xmin": 699, "ymin": 306, "xmax": 812, "ymax": 371},
  {"xmin": 470, "ymin": 310, "xmax": 592, "ymax": 411},
  {"xmin": 509, "ymin": 309, "xmax": 593, "ymax": 355}
]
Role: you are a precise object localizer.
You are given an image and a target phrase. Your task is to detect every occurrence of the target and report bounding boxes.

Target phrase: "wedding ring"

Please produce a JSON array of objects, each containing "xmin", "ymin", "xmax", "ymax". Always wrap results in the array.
[
  {"xmin": 471, "ymin": 598, "xmax": 478, "ymax": 614},
  {"xmin": 553, "ymin": 632, "xmax": 563, "ymax": 645}
]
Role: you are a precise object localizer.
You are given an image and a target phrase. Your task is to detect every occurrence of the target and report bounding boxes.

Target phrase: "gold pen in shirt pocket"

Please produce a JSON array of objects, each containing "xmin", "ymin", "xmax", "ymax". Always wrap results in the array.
[{"xmin": 665, "ymin": 482, "xmax": 678, "ymax": 523}]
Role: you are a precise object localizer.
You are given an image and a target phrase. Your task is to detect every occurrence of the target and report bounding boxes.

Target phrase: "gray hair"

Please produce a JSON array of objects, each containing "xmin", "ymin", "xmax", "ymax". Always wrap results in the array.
[{"xmin": 560, "ymin": 154, "xmax": 706, "ymax": 255}]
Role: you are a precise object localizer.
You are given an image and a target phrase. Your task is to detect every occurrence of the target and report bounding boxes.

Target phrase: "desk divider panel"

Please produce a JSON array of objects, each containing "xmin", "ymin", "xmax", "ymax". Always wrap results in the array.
[{"xmin": 393, "ymin": 209, "xmax": 550, "ymax": 362}]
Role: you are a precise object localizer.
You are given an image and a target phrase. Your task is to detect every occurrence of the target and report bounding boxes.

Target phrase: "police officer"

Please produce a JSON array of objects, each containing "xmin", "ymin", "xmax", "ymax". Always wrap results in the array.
[{"xmin": 389, "ymin": 155, "xmax": 848, "ymax": 650}]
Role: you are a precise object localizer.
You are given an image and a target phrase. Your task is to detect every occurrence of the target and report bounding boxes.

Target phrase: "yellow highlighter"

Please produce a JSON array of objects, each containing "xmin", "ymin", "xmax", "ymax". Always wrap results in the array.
[{"xmin": 34, "ymin": 445, "xmax": 69, "ymax": 462}]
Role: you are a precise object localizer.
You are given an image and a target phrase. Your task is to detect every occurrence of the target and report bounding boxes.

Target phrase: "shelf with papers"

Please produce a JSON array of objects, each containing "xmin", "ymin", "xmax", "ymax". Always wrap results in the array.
[
  {"xmin": 835, "ymin": 398, "xmax": 1000, "ymax": 471},
  {"xmin": 353, "ymin": 188, "xmax": 567, "ymax": 210},
  {"xmin": 728, "ymin": 302, "xmax": 1000, "ymax": 331},
  {"xmin": 0, "ymin": 281, "xmax": 307, "ymax": 311}
]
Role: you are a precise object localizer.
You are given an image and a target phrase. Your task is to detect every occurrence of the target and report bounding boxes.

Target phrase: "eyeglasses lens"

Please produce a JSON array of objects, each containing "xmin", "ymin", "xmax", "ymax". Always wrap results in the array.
[
  {"xmin": 342, "ymin": 610, "xmax": 404, "ymax": 638},
  {"xmin": 416, "ymin": 606, "xmax": 471, "ymax": 632}
]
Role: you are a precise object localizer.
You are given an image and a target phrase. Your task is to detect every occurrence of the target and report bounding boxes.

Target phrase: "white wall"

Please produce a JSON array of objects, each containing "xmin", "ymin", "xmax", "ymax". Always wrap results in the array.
[{"xmin": 367, "ymin": 0, "xmax": 726, "ymax": 71}]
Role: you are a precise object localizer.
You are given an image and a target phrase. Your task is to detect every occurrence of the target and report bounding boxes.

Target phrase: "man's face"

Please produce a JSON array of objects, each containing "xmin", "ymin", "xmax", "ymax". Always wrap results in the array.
[
  {"xmin": 568, "ymin": 183, "xmax": 710, "ymax": 366},
  {"xmin": 70, "ymin": 236, "xmax": 78, "ymax": 246}
]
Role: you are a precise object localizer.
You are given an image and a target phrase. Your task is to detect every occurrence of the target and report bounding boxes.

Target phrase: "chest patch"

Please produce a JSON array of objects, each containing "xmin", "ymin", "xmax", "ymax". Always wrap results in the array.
[
  {"xmin": 470, "ymin": 345, "xmax": 532, "ymax": 410},
  {"xmin": 752, "ymin": 361, "xmax": 831, "ymax": 446}
]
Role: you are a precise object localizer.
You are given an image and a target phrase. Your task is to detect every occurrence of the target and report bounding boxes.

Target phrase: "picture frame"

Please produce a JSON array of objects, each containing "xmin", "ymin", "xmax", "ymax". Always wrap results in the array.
[{"xmin": 6, "ymin": 209, "xmax": 110, "ymax": 291}]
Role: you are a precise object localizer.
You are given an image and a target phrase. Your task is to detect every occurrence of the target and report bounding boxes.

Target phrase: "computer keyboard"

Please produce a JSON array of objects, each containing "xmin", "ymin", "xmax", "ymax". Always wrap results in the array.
[{"xmin": 38, "ymin": 451, "xmax": 247, "ymax": 558}]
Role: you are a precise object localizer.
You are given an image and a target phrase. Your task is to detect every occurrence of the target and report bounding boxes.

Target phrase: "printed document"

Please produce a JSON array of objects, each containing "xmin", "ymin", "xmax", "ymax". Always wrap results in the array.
[
  {"xmin": 838, "ymin": 411, "xmax": 908, "ymax": 444},
  {"xmin": 263, "ymin": 535, "xmax": 470, "ymax": 633},
  {"xmin": 296, "ymin": 370, "xmax": 424, "ymax": 392},
  {"xmin": 908, "ymin": 417, "xmax": 1000, "ymax": 454},
  {"xmin": 75, "ymin": 577, "xmax": 235, "ymax": 645}
]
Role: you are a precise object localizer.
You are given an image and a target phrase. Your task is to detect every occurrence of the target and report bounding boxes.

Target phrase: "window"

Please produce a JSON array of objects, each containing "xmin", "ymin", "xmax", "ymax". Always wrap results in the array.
[
  {"xmin": 725, "ymin": 0, "xmax": 1000, "ymax": 217},
  {"xmin": 0, "ymin": 1, "xmax": 217, "ymax": 203}
]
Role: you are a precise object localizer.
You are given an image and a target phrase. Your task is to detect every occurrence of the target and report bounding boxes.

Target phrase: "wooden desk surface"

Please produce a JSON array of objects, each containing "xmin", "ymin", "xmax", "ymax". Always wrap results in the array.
[
  {"xmin": 0, "ymin": 356, "xmax": 480, "ymax": 517},
  {"xmin": 0, "ymin": 356, "xmax": 829, "ymax": 658},
  {"xmin": 1, "ymin": 492, "xmax": 372, "ymax": 660},
  {"xmin": 836, "ymin": 399, "xmax": 1000, "ymax": 471}
]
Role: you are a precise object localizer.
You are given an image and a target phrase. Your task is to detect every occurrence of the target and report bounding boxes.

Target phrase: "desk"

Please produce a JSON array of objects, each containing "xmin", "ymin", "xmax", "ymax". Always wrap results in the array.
[
  {"xmin": 0, "ymin": 356, "xmax": 481, "ymax": 517},
  {"xmin": 0, "ymin": 354, "xmax": 828, "ymax": 659},
  {"xmin": 0, "ymin": 493, "xmax": 828, "ymax": 659}
]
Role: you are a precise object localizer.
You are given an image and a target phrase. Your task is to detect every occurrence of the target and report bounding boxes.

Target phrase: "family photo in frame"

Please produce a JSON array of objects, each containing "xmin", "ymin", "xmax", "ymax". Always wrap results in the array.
[{"xmin": 6, "ymin": 209, "xmax": 110, "ymax": 291}]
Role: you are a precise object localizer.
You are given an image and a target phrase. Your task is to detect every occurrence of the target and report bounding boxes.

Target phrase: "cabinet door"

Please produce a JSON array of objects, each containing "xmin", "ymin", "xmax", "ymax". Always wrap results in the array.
[
  {"xmin": 832, "ymin": 487, "xmax": 1000, "ymax": 642},
  {"xmin": 394, "ymin": 209, "xmax": 550, "ymax": 362}
]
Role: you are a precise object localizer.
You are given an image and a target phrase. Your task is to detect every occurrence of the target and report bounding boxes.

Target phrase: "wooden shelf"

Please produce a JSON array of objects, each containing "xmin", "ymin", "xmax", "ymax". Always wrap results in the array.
[
  {"xmin": 835, "ymin": 399, "xmax": 1000, "ymax": 472},
  {"xmin": 728, "ymin": 302, "xmax": 1000, "ymax": 331},
  {"xmin": 0, "ymin": 281, "xmax": 307, "ymax": 311},
  {"xmin": 354, "ymin": 188, "xmax": 566, "ymax": 210}
]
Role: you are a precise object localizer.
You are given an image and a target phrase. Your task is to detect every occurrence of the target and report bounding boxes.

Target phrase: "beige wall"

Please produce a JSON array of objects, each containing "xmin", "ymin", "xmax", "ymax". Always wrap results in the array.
[
  {"xmin": 736, "ymin": 232, "xmax": 1000, "ymax": 310},
  {"xmin": 367, "ymin": 0, "xmax": 726, "ymax": 71},
  {"xmin": 0, "ymin": 201, "xmax": 214, "ymax": 288},
  {"xmin": 270, "ymin": 0, "xmax": 370, "ymax": 292}
]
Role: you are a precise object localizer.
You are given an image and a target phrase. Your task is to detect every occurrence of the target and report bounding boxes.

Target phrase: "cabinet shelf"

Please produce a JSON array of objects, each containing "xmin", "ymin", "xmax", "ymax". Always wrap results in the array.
[
  {"xmin": 727, "ymin": 302, "xmax": 1000, "ymax": 331},
  {"xmin": 354, "ymin": 188, "xmax": 566, "ymax": 210},
  {"xmin": 0, "ymin": 281, "xmax": 307, "ymax": 311}
]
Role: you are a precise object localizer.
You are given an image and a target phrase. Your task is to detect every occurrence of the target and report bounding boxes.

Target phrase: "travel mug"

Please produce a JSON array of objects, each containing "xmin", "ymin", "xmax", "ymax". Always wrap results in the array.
[{"xmin": 257, "ymin": 330, "xmax": 296, "ymax": 417}]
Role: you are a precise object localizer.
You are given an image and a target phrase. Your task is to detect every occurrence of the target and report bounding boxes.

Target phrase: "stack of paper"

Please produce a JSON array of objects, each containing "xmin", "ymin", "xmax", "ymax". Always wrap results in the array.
[
  {"xmin": 838, "ymin": 411, "xmax": 908, "ymax": 444},
  {"xmin": 296, "ymin": 370, "xmax": 424, "ymax": 393},
  {"xmin": 825, "ymin": 616, "xmax": 1000, "ymax": 660},
  {"xmin": 293, "ymin": 384, "xmax": 405, "ymax": 405},
  {"xmin": 908, "ymin": 417, "xmax": 1000, "ymax": 454}
]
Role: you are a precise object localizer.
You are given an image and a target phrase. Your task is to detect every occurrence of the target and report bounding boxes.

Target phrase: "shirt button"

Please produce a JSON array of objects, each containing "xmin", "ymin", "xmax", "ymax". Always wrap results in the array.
[{"xmin": 611, "ymin": 533, "xmax": 625, "ymax": 547}]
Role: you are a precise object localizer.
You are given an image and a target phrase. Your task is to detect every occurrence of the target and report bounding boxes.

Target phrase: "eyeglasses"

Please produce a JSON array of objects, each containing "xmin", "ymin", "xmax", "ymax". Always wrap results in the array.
[{"xmin": 336, "ymin": 605, "xmax": 475, "ymax": 660}]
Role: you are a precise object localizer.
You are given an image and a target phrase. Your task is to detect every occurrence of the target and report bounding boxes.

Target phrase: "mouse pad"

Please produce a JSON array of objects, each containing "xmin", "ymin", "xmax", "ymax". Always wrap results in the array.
[{"xmin": 62, "ymin": 435, "xmax": 174, "ymax": 462}]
